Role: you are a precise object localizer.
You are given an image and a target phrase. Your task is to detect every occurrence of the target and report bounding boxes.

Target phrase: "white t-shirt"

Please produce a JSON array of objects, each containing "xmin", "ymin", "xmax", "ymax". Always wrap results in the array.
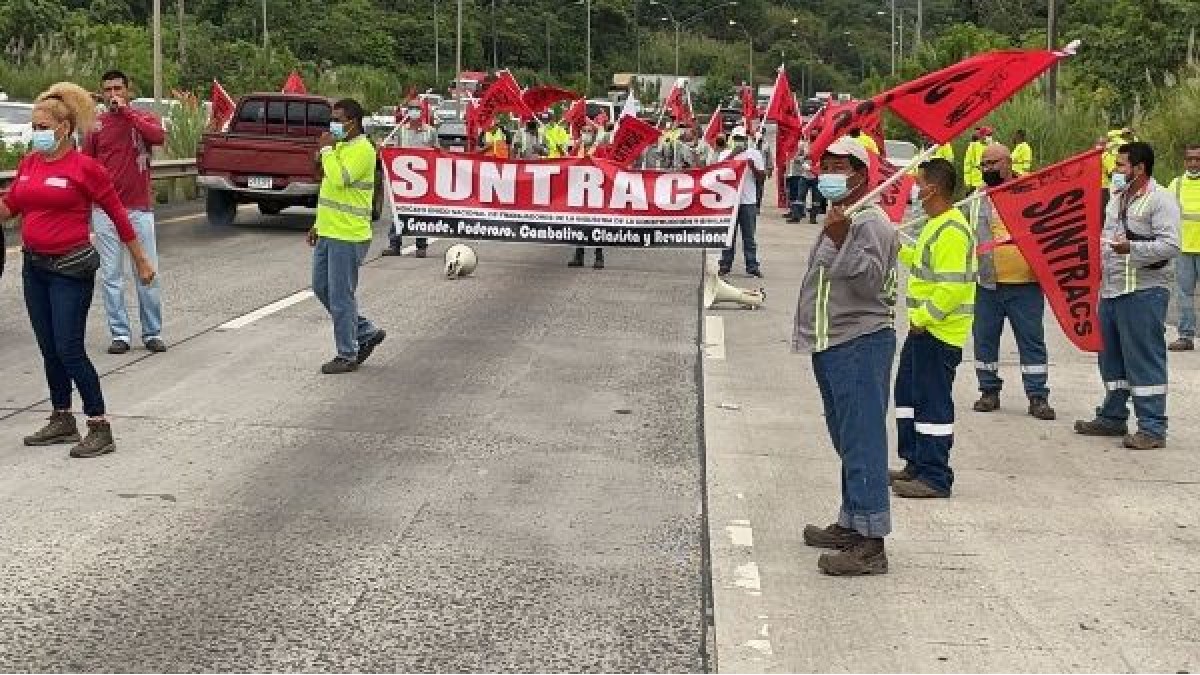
[{"xmin": 720, "ymin": 146, "xmax": 766, "ymax": 205}]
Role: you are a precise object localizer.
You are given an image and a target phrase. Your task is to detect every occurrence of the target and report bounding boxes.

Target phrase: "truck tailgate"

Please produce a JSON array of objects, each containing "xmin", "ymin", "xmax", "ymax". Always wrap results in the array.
[{"xmin": 199, "ymin": 135, "xmax": 316, "ymax": 183}]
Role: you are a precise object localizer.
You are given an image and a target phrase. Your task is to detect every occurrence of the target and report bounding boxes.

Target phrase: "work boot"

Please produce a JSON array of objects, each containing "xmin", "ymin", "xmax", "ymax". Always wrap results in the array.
[
  {"xmin": 356, "ymin": 329, "xmax": 387, "ymax": 366},
  {"xmin": 107, "ymin": 339, "xmax": 131, "ymax": 354},
  {"xmin": 803, "ymin": 523, "xmax": 863, "ymax": 550},
  {"xmin": 381, "ymin": 246, "xmax": 404, "ymax": 257},
  {"xmin": 69, "ymin": 419, "xmax": 116, "ymax": 458},
  {"xmin": 1073, "ymin": 418, "xmax": 1127, "ymax": 437},
  {"xmin": 817, "ymin": 537, "xmax": 888, "ymax": 576},
  {"xmin": 320, "ymin": 356, "xmax": 359, "ymax": 375},
  {"xmin": 1123, "ymin": 431, "xmax": 1166, "ymax": 450},
  {"xmin": 593, "ymin": 251, "xmax": 605, "ymax": 269},
  {"xmin": 892, "ymin": 478, "xmax": 951, "ymax": 499},
  {"xmin": 1169, "ymin": 337, "xmax": 1194, "ymax": 351},
  {"xmin": 747, "ymin": 267, "xmax": 764, "ymax": 279},
  {"xmin": 23, "ymin": 411, "xmax": 80, "ymax": 446},
  {"xmin": 1027, "ymin": 396, "xmax": 1056, "ymax": 420},
  {"xmin": 973, "ymin": 391, "xmax": 1000, "ymax": 412},
  {"xmin": 888, "ymin": 464, "xmax": 915, "ymax": 484},
  {"xmin": 145, "ymin": 338, "xmax": 168, "ymax": 353},
  {"xmin": 568, "ymin": 250, "xmax": 585, "ymax": 268}
]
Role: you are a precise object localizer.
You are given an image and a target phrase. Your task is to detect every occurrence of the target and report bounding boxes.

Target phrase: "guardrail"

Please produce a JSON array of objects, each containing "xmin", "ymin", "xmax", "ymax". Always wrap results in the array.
[{"xmin": 0, "ymin": 158, "xmax": 198, "ymax": 187}]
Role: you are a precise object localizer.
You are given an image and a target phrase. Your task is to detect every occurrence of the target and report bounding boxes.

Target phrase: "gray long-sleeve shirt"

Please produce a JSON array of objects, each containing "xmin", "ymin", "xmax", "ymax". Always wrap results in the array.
[
  {"xmin": 792, "ymin": 205, "xmax": 900, "ymax": 353},
  {"xmin": 1101, "ymin": 179, "xmax": 1181, "ymax": 298}
]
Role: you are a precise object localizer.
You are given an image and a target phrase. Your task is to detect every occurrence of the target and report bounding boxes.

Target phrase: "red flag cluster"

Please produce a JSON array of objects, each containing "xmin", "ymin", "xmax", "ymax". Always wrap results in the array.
[
  {"xmin": 763, "ymin": 68, "xmax": 803, "ymax": 208},
  {"xmin": 469, "ymin": 70, "xmax": 537, "ymax": 131},
  {"xmin": 594, "ymin": 116, "xmax": 662, "ymax": 167}
]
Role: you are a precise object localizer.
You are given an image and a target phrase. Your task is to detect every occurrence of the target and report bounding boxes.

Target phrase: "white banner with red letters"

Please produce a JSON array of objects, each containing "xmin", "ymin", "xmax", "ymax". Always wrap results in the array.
[{"xmin": 381, "ymin": 147, "xmax": 749, "ymax": 248}]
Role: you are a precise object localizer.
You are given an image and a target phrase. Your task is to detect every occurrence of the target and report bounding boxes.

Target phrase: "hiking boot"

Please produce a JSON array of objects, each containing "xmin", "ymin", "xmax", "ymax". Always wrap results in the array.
[
  {"xmin": 818, "ymin": 537, "xmax": 888, "ymax": 576},
  {"xmin": 1169, "ymin": 337, "xmax": 1194, "ymax": 352},
  {"xmin": 568, "ymin": 251, "xmax": 585, "ymax": 268},
  {"xmin": 145, "ymin": 338, "xmax": 168, "ymax": 353},
  {"xmin": 320, "ymin": 356, "xmax": 359, "ymax": 375},
  {"xmin": 381, "ymin": 247, "xmax": 404, "ymax": 257},
  {"xmin": 593, "ymin": 252, "xmax": 605, "ymax": 269},
  {"xmin": 1027, "ymin": 396, "xmax": 1056, "ymax": 420},
  {"xmin": 973, "ymin": 391, "xmax": 1000, "ymax": 412},
  {"xmin": 107, "ymin": 339, "xmax": 131, "ymax": 355},
  {"xmin": 415, "ymin": 248, "xmax": 428, "ymax": 259},
  {"xmin": 1073, "ymin": 418, "xmax": 1127, "ymax": 437},
  {"xmin": 23, "ymin": 411, "xmax": 80, "ymax": 446},
  {"xmin": 356, "ymin": 329, "xmax": 387, "ymax": 366},
  {"xmin": 892, "ymin": 478, "xmax": 951, "ymax": 499},
  {"xmin": 1123, "ymin": 431, "xmax": 1166, "ymax": 450},
  {"xmin": 803, "ymin": 523, "xmax": 863, "ymax": 550},
  {"xmin": 69, "ymin": 420, "xmax": 115, "ymax": 458},
  {"xmin": 747, "ymin": 268, "xmax": 764, "ymax": 278},
  {"xmin": 888, "ymin": 464, "xmax": 915, "ymax": 484}
]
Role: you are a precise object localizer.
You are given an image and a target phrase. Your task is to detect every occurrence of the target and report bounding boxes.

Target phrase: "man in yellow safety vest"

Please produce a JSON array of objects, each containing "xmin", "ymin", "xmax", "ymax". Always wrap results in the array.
[
  {"xmin": 1011, "ymin": 129, "xmax": 1033, "ymax": 174},
  {"xmin": 890, "ymin": 157, "xmax": 976, "ymax": 499},
  {"xmin": 307, "ymin": 98, "xmax": 386, "ymax": 375},
  {"xmin": 1168, "ymin": 143, "xmax": 1200, "ymax": 351}
]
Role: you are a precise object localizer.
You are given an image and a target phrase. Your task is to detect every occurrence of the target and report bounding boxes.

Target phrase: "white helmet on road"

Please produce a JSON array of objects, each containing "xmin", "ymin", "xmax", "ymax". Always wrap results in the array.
[{"xmin": 444, "ymin": 243, "xmax": 478, "ymax": 278}]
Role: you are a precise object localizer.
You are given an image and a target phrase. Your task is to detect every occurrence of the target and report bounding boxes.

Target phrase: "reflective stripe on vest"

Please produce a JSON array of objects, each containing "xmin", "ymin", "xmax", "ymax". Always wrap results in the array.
[
  {"xmin": 1122, "ymin": 191, "xmax": 1153, "ymax": 293},
  {"xmin": 318, "ymin": 197, "xmax": 372, "ymax": 219},
  {"xmin": 906, "ymin": 296, "xmax": 974, "ymax": 319},
  {"xmin": 814, "ymin": 266, "xmax": 831, "ymax": 351}
]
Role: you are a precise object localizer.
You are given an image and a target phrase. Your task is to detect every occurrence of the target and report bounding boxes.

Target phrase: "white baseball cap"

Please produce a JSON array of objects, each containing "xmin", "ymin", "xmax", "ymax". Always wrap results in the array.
[{"xmin": 825, "ymin": 136, "xmax": 871, "ymax": 166}]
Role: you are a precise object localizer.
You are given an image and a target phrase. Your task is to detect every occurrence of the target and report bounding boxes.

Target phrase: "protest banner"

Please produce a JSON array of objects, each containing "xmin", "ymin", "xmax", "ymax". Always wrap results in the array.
[{"xmin": 381, "ymin": 148, "xmax": 750, "ymax": 249}]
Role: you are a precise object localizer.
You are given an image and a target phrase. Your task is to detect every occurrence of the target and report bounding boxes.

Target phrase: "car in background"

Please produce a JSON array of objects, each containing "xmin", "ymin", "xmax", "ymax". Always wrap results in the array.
[
  {"xmin": 801, "ymin": 98, "xmax": 824, "ymax": 117},
  {"xmin": 0, "ymin": 101, "xmax": 34, "ymax": 149},
  {"xmin": 437, "ymin": 118, "xmax": 470, "ymax": 151},
  {"xmin": 884, "ymin": 139, "xmax": 918, "ymax": 170}
]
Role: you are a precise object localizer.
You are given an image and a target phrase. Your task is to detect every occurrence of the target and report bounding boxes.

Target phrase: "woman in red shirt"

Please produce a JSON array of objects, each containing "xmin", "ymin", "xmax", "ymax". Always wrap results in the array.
[{"xmin": 0, "ymin": 82, "xmax": 156, "ymax": 459}]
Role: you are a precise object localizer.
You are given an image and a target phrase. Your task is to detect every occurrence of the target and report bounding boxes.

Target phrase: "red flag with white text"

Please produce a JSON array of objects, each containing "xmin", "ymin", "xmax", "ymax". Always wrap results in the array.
[
  {"xmin": 594, "ymin": 115, "xmax": 662, "ymax": 167},
  {"xmin": 986, "ymin": 147, "xmax": 1104, "ymax": 352},
  {"xmin": 208, "ymin": 79, "xmax": 235, "ymax": 132}
]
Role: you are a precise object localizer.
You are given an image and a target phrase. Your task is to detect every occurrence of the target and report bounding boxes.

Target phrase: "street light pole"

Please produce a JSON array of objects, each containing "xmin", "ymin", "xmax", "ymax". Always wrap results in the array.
[
  {"xmin": 433, "ymin": 0, "xmax": 440, "ymax": 89},
  {"xmin": 491, "ymin": 0, "xmax": 497, "ymax": 71},
  {"xmin": 890, "ymin": 0, "xmax": 897, "ymax": 76},
  {"xmin": 261, "ymin": 0, "xmax": 268, "ymax": 50},
  {"xmin": 455, "ymin": 0, "xmax": 462, "ymax": 102},
  {"xmin": 152, "ymin": 0, "xmax": 163, "ymax": 100},
  {"xmin": 587, "ymin": 0, "xmax": 592, "ymax": 95}
]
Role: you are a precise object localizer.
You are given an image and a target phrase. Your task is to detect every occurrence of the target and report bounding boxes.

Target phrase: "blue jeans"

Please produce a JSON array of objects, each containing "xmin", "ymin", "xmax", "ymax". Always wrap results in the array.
[
  {"xmin": 790, "ymin": 176, "xmax": 826, "ymax": 221},
  {"xmin": 895, "ymin": 330, "xmax": 962, "ymax": 494},
  {"xmin": 785, "ymin": 176, "xmax": 801, "ymax": 219},
  {"xmin": 23, "ymin": 258, "xmax": 107, "ymax": 417},
  {"xmin": 1095, "ymin": 288, "xmax": 1169, "ymax": 438},
  {"xmin": 812, "ymin": 328, "xmax": 896, "ymax": 537},
  {"xmin": 92, "ymin": 208, "xmax": 163, "ymax": 344},
  {"xmin": 720, "ymin": 204, "xmax": 759, "ymax": 272},
  {"xmin": 312, "ymin": 237, "xmax": 380, "ymax": 360},
  {"xmin": 1176, "ymin": 253, "xmax": 1199, "ymax": 338},
  {"xmin": 973, "ymin": 283, "xmax": 1049, "ymax": 398}
]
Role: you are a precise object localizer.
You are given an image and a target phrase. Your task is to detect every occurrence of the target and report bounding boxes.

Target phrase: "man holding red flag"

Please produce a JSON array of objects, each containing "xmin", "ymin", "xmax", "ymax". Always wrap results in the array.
[
  {"xmin": 718, "ymin": 126, "xmax": 767, "ymax": 278},
  {"xmin": 793, "ymin": 136, "xmax": 899, "ymax": 576},
  {"xmin": 1074, "ymin": 142, "xmax": 1181, "ymax": 450},
  {"xmin": 890, "ymin": 158, "xmax": 976, "ymax": 499},
  {"xmin": 381, "ymin": 109, "xmax": 436, "ymax": 258},
  {"xmin": 968, "ymin": 143, "xmax": 1056, "ymax": 420}
]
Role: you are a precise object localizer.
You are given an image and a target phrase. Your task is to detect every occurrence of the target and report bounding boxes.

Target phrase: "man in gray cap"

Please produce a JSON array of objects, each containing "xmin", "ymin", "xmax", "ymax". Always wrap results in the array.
[
  {"xmin": 794, "ymin": 136, "xmax": 899, "ymax": 576},
  {"xmin": 718, "ymin": 125, "xmax": 766, "ymax": 277}
]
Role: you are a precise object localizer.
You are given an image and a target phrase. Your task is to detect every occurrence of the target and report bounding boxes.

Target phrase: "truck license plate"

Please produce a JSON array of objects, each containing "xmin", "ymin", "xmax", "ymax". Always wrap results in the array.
[{"xmin": 248, "ymin": 176, "xmax": 274, "ymax": 189}]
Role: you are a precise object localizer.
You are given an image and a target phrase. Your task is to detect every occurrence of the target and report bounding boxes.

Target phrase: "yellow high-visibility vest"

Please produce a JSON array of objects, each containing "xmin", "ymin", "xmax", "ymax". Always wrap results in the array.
[
  {"xmin": 901, "ymin": 207, "xmax": 977, "ymax": 347},
  {"xmin": 316, "ymin": 135, "xmax": 376, "ymax": 242},
  {"xmin": 1170, "ymin": 175, "xmax": 1200, "ymax": 253}
]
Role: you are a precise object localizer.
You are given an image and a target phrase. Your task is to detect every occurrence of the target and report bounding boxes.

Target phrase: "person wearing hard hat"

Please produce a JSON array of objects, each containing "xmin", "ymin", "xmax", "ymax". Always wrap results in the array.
[
  {"xmin": 793, "ymin": 136, "xmax": 899, "ymax": 576},
  {"xmin": 849, "ymin": 127, "xmax": 879, "ymax": 155},
  {"xmin": 717, "ymin": 126, "xmax": 766, "ymax": 278},
  {"xmin": 1167, "ymin": 143, "xmax": 1200, "ymax": 352},
  {"xmin": 890, "ymin": 157, "xmax": 976, "ymax": 499},
  {"xmin": 382, "ymin": 107, "xmax": 435, "ymax": 258}
]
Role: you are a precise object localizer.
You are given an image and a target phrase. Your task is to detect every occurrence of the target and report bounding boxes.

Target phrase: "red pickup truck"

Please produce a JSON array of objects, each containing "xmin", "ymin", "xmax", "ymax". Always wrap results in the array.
[{"xmin": 196, "ymin": 93, "xmax": 383, "ymax": 226}]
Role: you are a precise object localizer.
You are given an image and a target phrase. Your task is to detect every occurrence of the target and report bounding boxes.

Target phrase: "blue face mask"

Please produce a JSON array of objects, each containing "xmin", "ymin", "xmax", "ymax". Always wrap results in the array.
[
  {"xmin": 329, "ymin": 121, "xmax": 346, "ymax": 140},
  {"xmin": 1110, "ymin": 171, "xmax": 1128, "ymax": 191},
  {"xmin": 31, "ymin": 129, "xmax": 59, "ymax": 153},
  {"xmin": 818, "ymin": 173, "xmax": 850, "ymax": 201}
]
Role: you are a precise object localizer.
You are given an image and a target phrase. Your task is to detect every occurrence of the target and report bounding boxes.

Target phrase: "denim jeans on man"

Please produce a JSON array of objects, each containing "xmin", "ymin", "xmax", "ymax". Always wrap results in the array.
[
  {"xmin": 1095, "ymin": 287, "xmax": 1170, "ymax": 438},
  {"xmin": 1177, "ymin": 253, "xmax": 1200, "ymax": 338},
  {"xmin": 786, "ymin": 176, "xmax": 801, "ymax": 219},
  {"xmin": 720, "ymin": 204, "xmax": 760, "ymax": 272},
  {"xmin": 792, "ymin": 176, "xmax": 827, "ymax": 221},
  {"xmin": 312, "ymin": 237, "xmax": 380, "ymax": 359},
  {"xmin": 92, "ymin": 208, "xmax": 163, "ymax": 344},
  {"xmin": 973, "ymin": 283, "xmax": 1049, "ymax": 397},
  {"xmin": 895, "ymin": 330, "xmax": 962, "ymax": 495},
  {"xmin": 23, "ymin": 259, "xmax": 107, "ymax": 417},
  {"xmin": 812, "ymin": 328, "xmax": 896, "ymax": 537}
]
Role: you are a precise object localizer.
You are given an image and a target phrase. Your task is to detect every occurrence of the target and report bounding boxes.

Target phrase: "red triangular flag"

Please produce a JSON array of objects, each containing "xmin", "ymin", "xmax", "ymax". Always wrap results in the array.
[
  {"xmin": 522, "ymin": 86, "xmax": 580, "ymax": 116},
  {"xmin": 208, "ymin": 79, "xmax": 235, "ymax": 132},
  {"xmin": 868, "ymin": 152, "xmax": 915, "ymax": 224},
  {"xmin": 765, "ymin": 67, "xmax": 804, "ymax": 207},
  {"xmin": 807, "ymin": 100, "xmax": 859, "ymax": 167},
  {"xmin": 474, "ymin": 70, "xmax": 536, "ymax": 126},
  {"xmin": 594, "ymin": 115, "xmax": 662, "ymax": 167},
  {"xmin": 562, "ymin": 98, "xmax": 587, "ymax": 138},
  {"xmin": 664, "ymin": 81, "xmax": 694, "ymax": 127},
  {"xmin": 703, "ymin": 108, "xmax": 723, "ymax": 146},
  {"xmin": 987, "ymin": 147, "xmax": 1104, "ymax": 352},
  {"xmin": 281, "ymin": 71, "xmax": 307, "ymax": 94}
]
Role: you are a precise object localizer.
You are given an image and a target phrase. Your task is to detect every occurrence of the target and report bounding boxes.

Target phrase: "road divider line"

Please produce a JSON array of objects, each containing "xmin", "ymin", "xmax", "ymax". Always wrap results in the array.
[
  {"xmin": 703, "ymin": 316, "xmax": 726, "ymax": 360},
  {"xmin": 217, "ymin": 290, "xmax": 315, "ymax": 330}
]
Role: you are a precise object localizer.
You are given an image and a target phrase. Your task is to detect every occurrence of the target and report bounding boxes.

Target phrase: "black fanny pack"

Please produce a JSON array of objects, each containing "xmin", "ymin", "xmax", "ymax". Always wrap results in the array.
[{"xmin": 24, "ymin": 245, "xmax": 102, "ymax": 279}]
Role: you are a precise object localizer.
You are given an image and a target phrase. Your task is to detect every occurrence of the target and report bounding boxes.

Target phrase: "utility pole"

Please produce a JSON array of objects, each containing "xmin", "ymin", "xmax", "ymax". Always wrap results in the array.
[
  {"xmin": 455, "ymin": 0, "xmax": 462, "ymax": 102},
  {"xmin": 586, "ymin": 0, "xmax": 592, "ymax": 96},
  {"xmin": 546, "ymin": 16, "xmax": 551, "ymax": 79},
  {"xmin": 898, "ymin": 9, "xmax": 904, "ymax": 63},
  {"xmin": 152, "ymin": 0, "xmax": 163, "ymax": 100},
  {"xmin": 890, "ymin": 0, "xmax": 896, "ymax": 76},
  {"xmin": 177, "ymin": 0, "xmax": 185, "ymax": 83},
  {"xmin": 1046, "ymin": 0, "xmax": 1058, "ymax": 106},
  {"xmin": 262, "ymin": 0, "xmax": 268, "ymax": 50},
  {"xmin": 434, "ymin": 0, "xmax": 440, "ymax": 90},
  {"xmin": 915, "ymin": 0, "xmax": 922, "ymax": 53},
  {"xmin": 491, "ymin": 0, "xmax": 497, "ymax": 71}
]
